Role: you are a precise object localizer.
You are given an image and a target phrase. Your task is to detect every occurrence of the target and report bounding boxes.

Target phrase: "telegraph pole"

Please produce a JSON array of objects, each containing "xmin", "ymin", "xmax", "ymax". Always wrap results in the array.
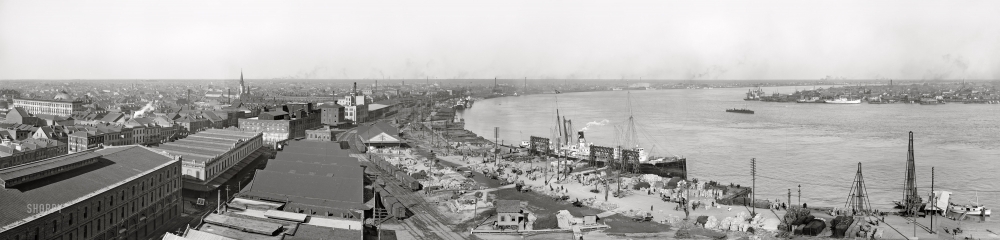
[
  {"xmin": 494, "ymin": 127, "xmax": 499, "ymax": 167},
  {"xmin": 787, "ymin": 188, "xmax": 792, "ymax": 231},
  {"xmin": 931, "ymin": 167, "xmax": 935, "ymax": 233},
  {"xmin": 751, "ymin": 158, "xmax": 756, "ymax": 216}
]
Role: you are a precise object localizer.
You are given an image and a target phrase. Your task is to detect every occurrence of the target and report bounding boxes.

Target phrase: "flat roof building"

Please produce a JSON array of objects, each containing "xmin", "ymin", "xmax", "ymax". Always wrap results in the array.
[
  {"xmin": 151, "ymin": 129, "xmax": 265, "ymax": 192},
  {"xmin": 0, "ymin": 146, "xmax": 183, "ymax": 240},
  {"xmin": 12, "ymin": 98, "xmax": 86, "ymax": 118},
  {"xmin": 239, "ymin": 139, "xmax": 367, "ymax": 220}
]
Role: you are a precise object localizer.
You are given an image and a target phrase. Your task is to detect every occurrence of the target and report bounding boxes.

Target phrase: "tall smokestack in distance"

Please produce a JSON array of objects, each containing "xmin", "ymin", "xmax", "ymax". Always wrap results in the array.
[{"xmin": 353, "ymin": 82, "xmax": 357, "ymax": 95}]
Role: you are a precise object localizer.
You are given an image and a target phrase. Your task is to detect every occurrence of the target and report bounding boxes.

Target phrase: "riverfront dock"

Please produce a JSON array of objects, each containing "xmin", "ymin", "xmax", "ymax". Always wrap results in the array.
[{"xmin": 361, "ymin": 104, "xmax": 997, "ymax": 240}]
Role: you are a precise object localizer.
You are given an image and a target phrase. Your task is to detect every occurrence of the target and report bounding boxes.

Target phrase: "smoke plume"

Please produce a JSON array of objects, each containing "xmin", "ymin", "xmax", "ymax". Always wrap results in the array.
[
  {"xmin": 132, "ymin": 101, "xmax": 156, "ymax": 118},
  {"xmin": 580, "ymin": 119, "xmax": 610, "ymax": 132}
]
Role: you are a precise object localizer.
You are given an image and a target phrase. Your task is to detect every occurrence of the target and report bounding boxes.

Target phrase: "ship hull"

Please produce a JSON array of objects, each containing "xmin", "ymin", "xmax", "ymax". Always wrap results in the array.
[
  {"xmin": 638, "ymin": 159, "xmax": 688, "ymax": 179},
  {"xmin": 950, "ymin": 206, "xmax": 991, "ymax": 216},
  {"xmin": 725, "ymin": 109, "xmax": 754, "ymax": 114},
  {"xmin": 826, "ymin": 100, "xmax": 861, "ymax": 104}
]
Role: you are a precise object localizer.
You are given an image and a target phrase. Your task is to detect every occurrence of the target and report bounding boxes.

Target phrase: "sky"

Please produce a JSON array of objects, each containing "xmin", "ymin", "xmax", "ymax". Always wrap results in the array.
[{"xmin": 1, "ymin": 0, "xmax": 999, "ymax": 80}]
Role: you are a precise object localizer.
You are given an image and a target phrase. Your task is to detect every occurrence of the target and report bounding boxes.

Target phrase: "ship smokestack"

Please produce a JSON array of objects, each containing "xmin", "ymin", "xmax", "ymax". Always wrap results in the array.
[{"xmin": 578, "ymin": 131, "xmax": 585, "ymax": 143}]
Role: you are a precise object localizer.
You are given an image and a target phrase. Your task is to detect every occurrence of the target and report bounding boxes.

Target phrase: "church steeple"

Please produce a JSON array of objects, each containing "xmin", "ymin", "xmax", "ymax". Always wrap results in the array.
[{"xmin": 238, "ymin": 70, "xmax": 247, "ymax": 95}]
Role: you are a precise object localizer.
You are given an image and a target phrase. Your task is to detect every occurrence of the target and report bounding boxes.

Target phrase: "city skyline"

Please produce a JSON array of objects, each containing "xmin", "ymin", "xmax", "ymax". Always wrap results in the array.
[{"xmin": 2, "ymin": 0, "xmax": 999, "ymax": 80}]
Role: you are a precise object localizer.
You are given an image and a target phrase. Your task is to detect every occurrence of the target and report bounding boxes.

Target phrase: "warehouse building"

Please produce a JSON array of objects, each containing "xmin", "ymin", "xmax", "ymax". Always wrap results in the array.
[{"xmin": 0, "ymin": 146, "xmax": 183, "ymax": 240}]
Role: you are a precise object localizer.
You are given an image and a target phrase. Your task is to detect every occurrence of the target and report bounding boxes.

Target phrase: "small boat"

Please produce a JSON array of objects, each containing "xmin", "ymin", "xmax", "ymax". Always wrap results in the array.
[
  {"xmin": 950, "ymin": 204, "xmax": 991, "ymax": 216},
  {"xmin": 726, "ymin": 108, "xmax": 754, "ymax": 114},
  {"xmin": 949, "ymin": 192, "xmax": 991, "ymax": 216}
]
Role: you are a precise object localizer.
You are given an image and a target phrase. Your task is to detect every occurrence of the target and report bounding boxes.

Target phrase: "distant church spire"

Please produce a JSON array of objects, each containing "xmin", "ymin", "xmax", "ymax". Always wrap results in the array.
[{"xmin": 239, "ymin": 69, "xmax": 248, "ymax": 96}]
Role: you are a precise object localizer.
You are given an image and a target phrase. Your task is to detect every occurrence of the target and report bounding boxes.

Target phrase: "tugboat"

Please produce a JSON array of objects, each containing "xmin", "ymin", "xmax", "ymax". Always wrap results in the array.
[
  {"xmin": 726, "ymin": 104, "xmax": 754, "ymax": 114},
  {"xmin": 726, "ymin": 108, "xmax": 754, "ymax": 114}
]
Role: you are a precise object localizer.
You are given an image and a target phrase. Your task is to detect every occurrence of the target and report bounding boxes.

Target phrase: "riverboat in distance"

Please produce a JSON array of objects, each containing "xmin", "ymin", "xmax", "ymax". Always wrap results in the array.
[{"xmin": 726, "ymin": 108, "xmax": 754, "ymax": 114}]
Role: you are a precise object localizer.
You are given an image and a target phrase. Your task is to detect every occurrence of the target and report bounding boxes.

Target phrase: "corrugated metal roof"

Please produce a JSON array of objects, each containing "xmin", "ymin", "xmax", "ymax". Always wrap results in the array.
[{"xmin": 203, "ymin": 214, "xmax": 283, "ymax": 235}]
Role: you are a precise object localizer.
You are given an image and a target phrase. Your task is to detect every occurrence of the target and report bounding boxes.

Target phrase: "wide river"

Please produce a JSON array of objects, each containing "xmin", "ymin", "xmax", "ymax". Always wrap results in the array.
[{"xmin": 460, "ymin": 86, "xmax": 1000, "ymax": 210}]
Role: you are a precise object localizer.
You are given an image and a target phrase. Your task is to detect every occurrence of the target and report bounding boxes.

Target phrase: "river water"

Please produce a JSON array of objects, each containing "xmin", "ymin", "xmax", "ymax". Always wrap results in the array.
[{"xmin": 460, "ymin": 86, "xmax": 1000, "ymax": 210}]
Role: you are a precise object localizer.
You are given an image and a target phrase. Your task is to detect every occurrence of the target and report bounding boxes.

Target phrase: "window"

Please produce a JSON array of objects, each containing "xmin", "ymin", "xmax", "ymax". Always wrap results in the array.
[
  {"xmin": 83, "ymin": 207, "xmax": 88, "ymax": 218},
  {"xmin": 51, "ymin": 219, "xmax": 57, "ymax": 233}
]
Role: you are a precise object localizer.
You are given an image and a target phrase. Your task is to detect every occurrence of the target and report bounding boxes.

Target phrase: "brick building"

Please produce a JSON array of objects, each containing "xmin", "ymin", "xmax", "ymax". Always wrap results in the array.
[
  {"xmin": 305, "ymin": 126, "xmax": 343, "ymax": 142},
  {"xmin": 0, "ymin": 146, "xmax": 183, "ymax": 240},
  {"xmin": 237, "ymin": 108, "xmax": 320, "ymax": 148},
  {"xmin": 66, "ymin": 125, "xmax": 133, "ymax": 153},
  {"xmin": 318, "ymin": 103, "xmax": 346, "ymax": 126},
  {"xmin": 3, "ymin": 107, "xmax": 42, "ymax": 126},
  {"xmin": 0, "ymin": 138, "xmax": 66, "ymax": 169}
]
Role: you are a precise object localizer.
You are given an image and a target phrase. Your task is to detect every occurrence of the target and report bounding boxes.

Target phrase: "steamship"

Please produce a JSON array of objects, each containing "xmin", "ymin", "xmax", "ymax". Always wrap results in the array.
[{"xmin": 554, "ymin": 131, "xmax": 687, "ymax": 179}]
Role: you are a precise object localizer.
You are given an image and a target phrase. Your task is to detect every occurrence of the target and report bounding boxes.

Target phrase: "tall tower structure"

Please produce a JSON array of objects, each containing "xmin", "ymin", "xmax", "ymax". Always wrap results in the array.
[
  {"xmin": 903, "ymin": 131, "xmax": 920, "ymax": 216},
  {"xmin": 238, "ymin": 70, "xmax": 250, "ymax": 96},
  {"xmin": 844, "ymin": 162, "xmax": 873, "ymax": 216}
]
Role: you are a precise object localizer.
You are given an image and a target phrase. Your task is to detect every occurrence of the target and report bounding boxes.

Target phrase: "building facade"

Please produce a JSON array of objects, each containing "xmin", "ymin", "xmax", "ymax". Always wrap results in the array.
[
  {"xmin": 305, "ymin": 127, "xmax": 340, "ymax": 141},
  {"xmin": 175, "ymin": 118, "xmax": 211, "ymax": 133},
  {"xmin": 0, "ymin": 138, "xmax": 66, "ymax": 169},
  {"xmin": 150, "ymin": 129, "xmax": 263, "ymax": 187},
  {"xmin": 68, "ymin": 131, "xmax": 104, "ymax": 153},
  {"xmin": 344, "ymin": 105, "xmax": 368, "ymax": 123},
  {"xmin": 13, "ymin": 98, "xmax": 86, "ymax": 117},
  {"xmin": 318, "ymin": 104, "xmax": 345, "ymax": 126},
  {"xmin": 237, "ymin": 109, "xmax": 320, "ymax": 148},
  {"xmin": 0, "ymin": 146, "xmax": 183, "ymax": 240}
]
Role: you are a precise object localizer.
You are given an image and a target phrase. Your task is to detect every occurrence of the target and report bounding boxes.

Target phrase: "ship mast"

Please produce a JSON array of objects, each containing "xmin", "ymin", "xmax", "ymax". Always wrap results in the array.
[{"xmin": 555, "ymin": 95, "xmax": 563, "ymax": 181}]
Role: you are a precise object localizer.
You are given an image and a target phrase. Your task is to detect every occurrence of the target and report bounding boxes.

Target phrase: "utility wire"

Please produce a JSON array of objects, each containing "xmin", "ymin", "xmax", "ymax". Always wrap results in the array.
[{"xmin": 707, "ymin": 173, "xmax": 1000, "ymax": 193}]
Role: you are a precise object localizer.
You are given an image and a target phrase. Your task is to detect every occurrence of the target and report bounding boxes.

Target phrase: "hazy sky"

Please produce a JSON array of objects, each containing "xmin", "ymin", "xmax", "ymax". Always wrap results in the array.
[{"xmin": 1, "ymin": 0, "xmax": 998, "ymax": 80}]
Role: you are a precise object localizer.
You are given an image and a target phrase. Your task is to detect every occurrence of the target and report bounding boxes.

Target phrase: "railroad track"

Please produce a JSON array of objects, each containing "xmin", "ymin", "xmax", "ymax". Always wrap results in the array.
[
  {"xmin": 902, "ymin": 216, "xmax": 934, "ymax": 234},
  {"xmin": 359, "ymin": 154, "xmax": 470, "ymax": 240}
]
